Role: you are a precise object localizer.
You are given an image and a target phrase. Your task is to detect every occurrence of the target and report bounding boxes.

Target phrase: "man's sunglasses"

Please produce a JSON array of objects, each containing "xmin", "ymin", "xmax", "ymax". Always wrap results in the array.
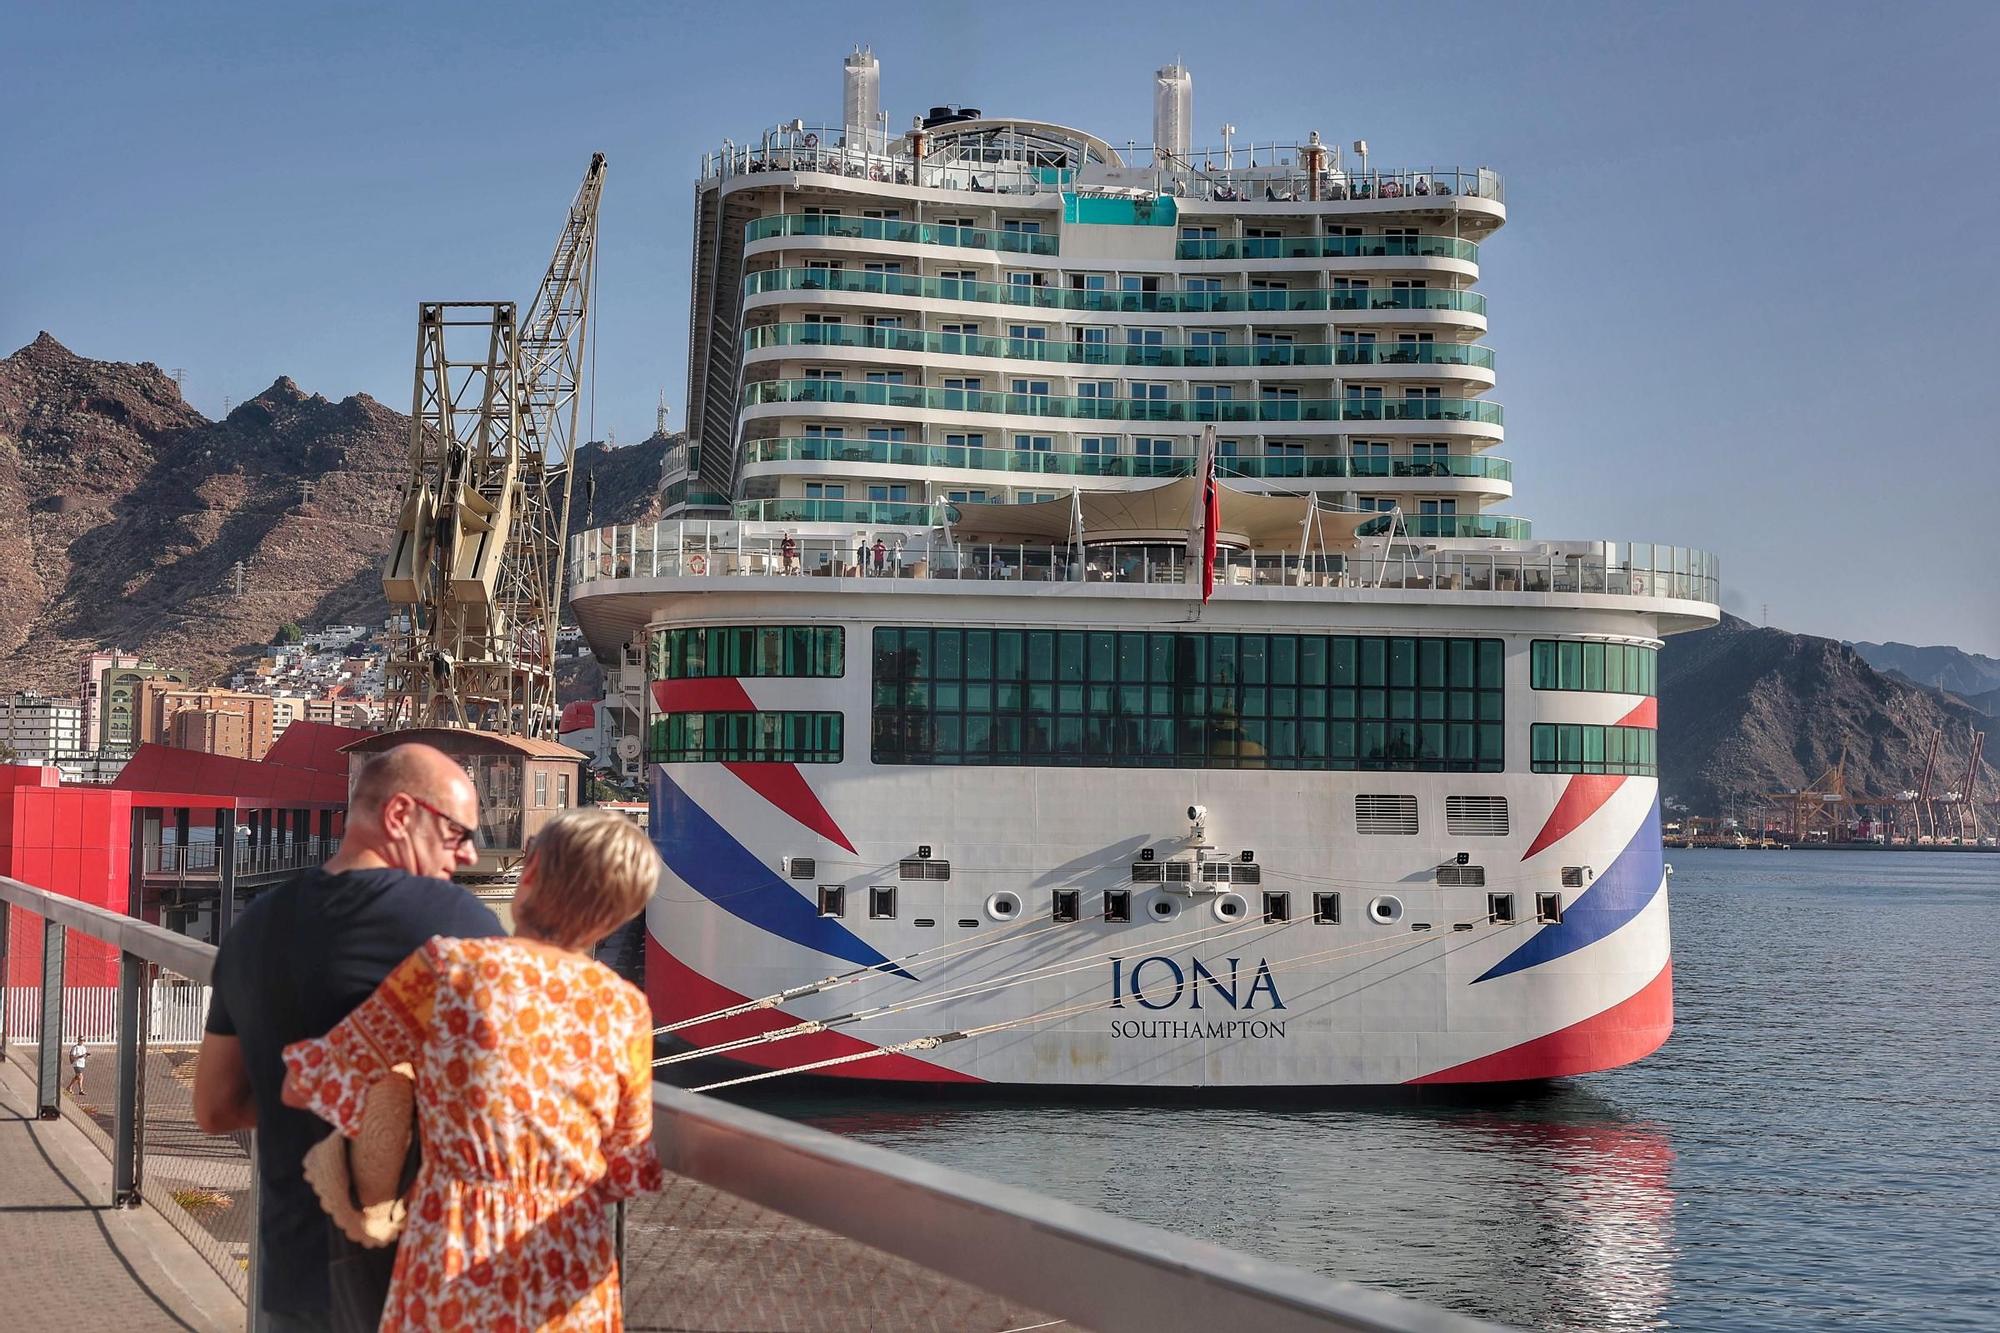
[{"xmin": 406, "ymin": 795, "xmax": 482, "ymax": 852}]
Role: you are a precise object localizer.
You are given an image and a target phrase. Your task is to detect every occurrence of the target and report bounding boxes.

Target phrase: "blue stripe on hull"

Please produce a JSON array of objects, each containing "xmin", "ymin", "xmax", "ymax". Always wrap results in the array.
[
  {"xmin": 1475, "ymin": 803, "xmax": 1664, "ymax": 983},
  {"xmin": 651, "ymin": 770, "xmax": 913, "ymax": 978}
]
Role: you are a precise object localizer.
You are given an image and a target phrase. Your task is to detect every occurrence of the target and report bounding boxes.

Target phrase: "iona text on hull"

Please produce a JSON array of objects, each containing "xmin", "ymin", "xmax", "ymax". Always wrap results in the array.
[{"xmin": 571, "ymin": 51, "xmax": 1720, "ymax": 1088}]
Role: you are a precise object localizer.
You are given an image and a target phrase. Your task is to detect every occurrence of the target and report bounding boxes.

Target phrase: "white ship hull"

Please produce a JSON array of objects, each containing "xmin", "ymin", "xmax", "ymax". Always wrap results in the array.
[{"xmin": 632, "ymin": 595, "xmax": 1680, "ymax": 1089}]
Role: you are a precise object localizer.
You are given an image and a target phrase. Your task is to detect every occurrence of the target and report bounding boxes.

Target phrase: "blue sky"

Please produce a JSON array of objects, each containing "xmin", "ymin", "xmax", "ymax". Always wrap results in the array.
[{"xmin": 4, "ymin": 1, "xmax": 1997, "ymax": 652}]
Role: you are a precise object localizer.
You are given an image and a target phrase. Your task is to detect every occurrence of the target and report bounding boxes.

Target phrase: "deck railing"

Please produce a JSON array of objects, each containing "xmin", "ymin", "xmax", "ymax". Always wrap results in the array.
[{"xmin": 571, "ymin": 522, "xmax": 1720, "ymax": 605}]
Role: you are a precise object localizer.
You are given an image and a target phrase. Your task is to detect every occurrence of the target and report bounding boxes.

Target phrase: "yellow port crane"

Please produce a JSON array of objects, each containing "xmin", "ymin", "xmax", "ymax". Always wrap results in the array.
[{"xmin": 382, "ymin": 154, "xmax": 606, "ymax": 737}]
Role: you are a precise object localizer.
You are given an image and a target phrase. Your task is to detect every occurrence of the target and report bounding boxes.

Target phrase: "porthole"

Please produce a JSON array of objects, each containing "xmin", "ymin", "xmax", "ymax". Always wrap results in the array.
[
  {"xmin": 1213, "ymin": 892, "xmax": 1249, "ymax": 923},
  {"xmin": 984, "ymin": 891, "xmax": 1022, "ymax": 923},
  {"xmin": 1368, "ymin": 894, "xmax": 1404, "ymax": 925},
  {"xmin": 1148, "ymin": 895, "xmax": 1180, "ymax": 922}
]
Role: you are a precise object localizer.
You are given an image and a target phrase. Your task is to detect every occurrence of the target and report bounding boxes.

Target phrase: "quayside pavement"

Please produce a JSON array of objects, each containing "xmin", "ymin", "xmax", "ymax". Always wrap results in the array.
[{"xmin": 0, "ymin": 1057, "xmax": 242, "ymax": 1331}]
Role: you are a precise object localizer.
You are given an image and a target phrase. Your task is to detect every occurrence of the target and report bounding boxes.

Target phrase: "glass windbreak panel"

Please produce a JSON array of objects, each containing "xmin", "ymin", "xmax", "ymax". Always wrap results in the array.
[
  {"xmin": 1529, "ymin": 640, "xmax": 1656, "ymax": 696},
  {"xmin": 649, "ymin": 711, "xmax": 843, "ymax": 764},
  {"xmin": 873, "ymin": 628, "xmax": 1502, "ymax": 771},
  {"xmin": 655, "ymin": 626, "xmax": 845, "ymax": 678},
  {"xmin": 1529, "ymin": 724, "xmax": 1657, "ymax": 776}
]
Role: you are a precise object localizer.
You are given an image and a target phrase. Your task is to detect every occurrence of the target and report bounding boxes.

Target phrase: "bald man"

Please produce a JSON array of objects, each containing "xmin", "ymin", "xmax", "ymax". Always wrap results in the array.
[{"xmin": 195, "ymin": 744, "xmax": 503, "ymax": 1333}]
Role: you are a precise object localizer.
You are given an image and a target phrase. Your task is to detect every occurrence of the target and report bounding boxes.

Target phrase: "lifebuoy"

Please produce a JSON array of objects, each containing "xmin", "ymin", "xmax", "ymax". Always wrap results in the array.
[
  {"xmin": 802, "ymin": 132, "xmax": 818, "ymax": 148},
  {"xmin": 687, "ymin": 554, "xmax": 708, "ymax": 575}
]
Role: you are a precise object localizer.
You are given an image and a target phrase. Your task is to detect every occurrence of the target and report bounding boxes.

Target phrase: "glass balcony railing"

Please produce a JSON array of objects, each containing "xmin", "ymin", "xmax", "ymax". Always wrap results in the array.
[
  {"xmin": 742, "ymin": 437, "xmax": 1512, "ymax": 483},
  {"xmin": 733, "ymin": 498, "xmax": 942, "ymax": 525},
  {"xmin": 746, "ymin": 323, "xmax": 1495, "ymax": 372},
  {"xmin": 743, "ymin": 379, "xmax": 1503, "ymax": 427},
  {"xmin": 1175, "ymin": 234, "xmax": 1478, "ymax": 262},
  {"xmin": 1357, "ymin": 513, "xmax": 1534, "ymax": 540},
  {"xmin": 582, "ymin": 528, "xmax": 1717, "ymax": 611},
  {"xmin": 745, "ymin": 268, "xmax": 1486, "ymax": 316},
  {"xmin": 746, "ymin": 213, "xmax": 1060, "ymax": 255}
]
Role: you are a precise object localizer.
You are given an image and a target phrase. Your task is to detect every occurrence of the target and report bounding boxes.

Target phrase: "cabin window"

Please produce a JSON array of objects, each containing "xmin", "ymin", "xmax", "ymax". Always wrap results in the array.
[
  {"xmin": 1052, "ymin": 890, "xmax": 1081, "ymax": 923},
  {"xmin": 869, "ymin": 886, "xmax": 896, "ymax": 920},
  {"xmin": 817, "ymin": 885, "xmax": 844, "ymax": 918},
  {"xmin": 1313, "ymin": 892, "xmax": 1341, "ymax": 924},
  {"xmin": 1263, "ymin": 892, "xmax": 1290, "ymax": 923},
  {"xmin": 1537, "ymin": 892, "xmax": 1564, "ymax": 924},
  {"xmin": 1103, "ymin": 890, "xmax": 1132, "ymax": 923},
  {"xmin": 1487, "ymin": 893, "xmax": 1516, "ymax": 924}
]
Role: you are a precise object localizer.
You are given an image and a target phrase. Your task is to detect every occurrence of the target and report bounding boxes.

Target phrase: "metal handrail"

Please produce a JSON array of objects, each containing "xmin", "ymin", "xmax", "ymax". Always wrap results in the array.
[
  {"xmin": 1, "ymin": 875, "xmax": 215, "ymax": 982},
  {"xmin": 649, "ymin": 1082, "xmax": 1504, "ymax": 1333}
]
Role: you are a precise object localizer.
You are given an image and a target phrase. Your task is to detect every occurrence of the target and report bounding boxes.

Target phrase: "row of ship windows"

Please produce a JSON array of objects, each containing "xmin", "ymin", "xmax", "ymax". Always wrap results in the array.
[
  {"xmin": 650, "ymin": 627, "xmax": 1656, "ymax": 696},
  {"xmin": 813, "ymin": 886, "xmax": 1564, "ymax": 928},
  {"xmin": 647, "ymin": 708, "xmax": 1657, "ymax": 778}
]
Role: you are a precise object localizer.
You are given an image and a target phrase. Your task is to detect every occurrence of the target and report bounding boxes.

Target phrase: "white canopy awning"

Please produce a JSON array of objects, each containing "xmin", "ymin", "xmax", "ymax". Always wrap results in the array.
[{"xmin": 943, "ymin": 477, "xmax": 1379, "ymax": 550}]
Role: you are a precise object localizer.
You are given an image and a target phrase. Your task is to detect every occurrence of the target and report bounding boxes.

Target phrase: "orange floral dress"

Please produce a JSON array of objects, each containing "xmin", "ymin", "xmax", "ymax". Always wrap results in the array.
[{"xmin": 283, "ymin": 937, "xmax": 662, "ymax": 1332}]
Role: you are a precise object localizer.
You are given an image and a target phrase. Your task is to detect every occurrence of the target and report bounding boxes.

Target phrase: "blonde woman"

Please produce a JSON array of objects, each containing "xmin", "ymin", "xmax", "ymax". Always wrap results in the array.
[{"xmin": 283, "ymin": 808, "xmax": 663, "ymax": 1332}]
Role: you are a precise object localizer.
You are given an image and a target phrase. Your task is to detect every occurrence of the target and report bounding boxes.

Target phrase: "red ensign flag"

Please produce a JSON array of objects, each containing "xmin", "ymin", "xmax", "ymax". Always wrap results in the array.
[{"xmin": 1189, "ymin": 424, "xmax": 1219, "ymax": 602}]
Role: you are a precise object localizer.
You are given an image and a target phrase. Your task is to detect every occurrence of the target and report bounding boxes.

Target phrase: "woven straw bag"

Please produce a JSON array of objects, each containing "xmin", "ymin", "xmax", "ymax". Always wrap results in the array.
[{"xmin": 301, "ymin": 1064, "xmax": 416, "ymax": 1248}]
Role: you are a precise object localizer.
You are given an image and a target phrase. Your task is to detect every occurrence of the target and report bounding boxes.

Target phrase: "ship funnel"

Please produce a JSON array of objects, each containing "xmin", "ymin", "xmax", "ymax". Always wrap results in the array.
[
  {"xmin": 1153, "ymin": 62, "xmax": 1192, "ymax": 164},
  {"xmin": 844, "ymin": 45, "xmax": 881, "ymax": 149}
]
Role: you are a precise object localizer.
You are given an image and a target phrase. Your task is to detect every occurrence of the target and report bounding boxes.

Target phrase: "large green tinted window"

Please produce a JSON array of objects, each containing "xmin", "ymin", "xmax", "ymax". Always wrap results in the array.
[
  {"xmin": 651, "ymin": 626, "xmax": 844, "ymax": 679},
  {"xmin": 1529, "ymin": 724, "xmax": 1656, "ymax": 775},
  {"xmin": 1529, "ymin": 640, "xmax": 1656, "ymax": 695},
  {"xmin": 648, "ymin": 711, "xmax": 843, "ymax": 763},
  {"xmin": 873, "ymin": 628, "xmax": 1504, "ymax": 771}
]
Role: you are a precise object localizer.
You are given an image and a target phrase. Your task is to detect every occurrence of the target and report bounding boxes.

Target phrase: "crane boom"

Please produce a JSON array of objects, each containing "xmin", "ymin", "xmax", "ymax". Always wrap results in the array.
[{"xmin": 382, "ymin": 154, "xmax": 606, "ymax": 738}]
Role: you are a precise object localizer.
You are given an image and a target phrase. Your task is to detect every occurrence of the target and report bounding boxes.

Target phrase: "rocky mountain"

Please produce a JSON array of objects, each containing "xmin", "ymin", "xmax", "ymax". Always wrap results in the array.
[
  {"xmin": 1847, "ymin": 640, "xmax": 2000, "ymax": 698},
  {"xmin": 1660, "ymin": 614, "xmax": 1995, "ymax": 817},
  {"xmin": 0, "ymin": 335, "xmax": 679, "ymax": 693}
]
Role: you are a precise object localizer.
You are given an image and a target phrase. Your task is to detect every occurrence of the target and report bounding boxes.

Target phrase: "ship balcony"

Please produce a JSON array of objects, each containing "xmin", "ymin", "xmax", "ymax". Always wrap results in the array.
[
  {"xmin": 740, "ymin": 380, "xmax": 1502, "ymax": 441},
  {"xmin": 743, "ymin": 268, "xmax": 1488, "ymax": 326},
  {"xmin": 739, "ymin": 437, "xmax": 1514, "ymax": 500},
  {"xmin": 743, "ymin": 229, "xmax": 1475, "ymax": 284},
  {"xmin": 744, "ymin": 214, "xmax": 1478, "ymax": 264},
  {"xmin": 746, "ymin": 213, "xmax": 1060, "ymax": 254},
  {"xmin": 743, "ymin": 324, "xmax": 1497, "ymax": 390}
]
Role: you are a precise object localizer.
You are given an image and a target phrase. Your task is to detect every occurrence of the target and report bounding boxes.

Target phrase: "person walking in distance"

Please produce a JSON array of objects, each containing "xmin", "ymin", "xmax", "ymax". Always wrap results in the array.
[
  {"xmin": 65, "ymin": 1038, "xmax": 87, "ymax": 1096},
  {"xmin": 194, "ymin": 744, "xmax": 504, "ymax": 1333}
]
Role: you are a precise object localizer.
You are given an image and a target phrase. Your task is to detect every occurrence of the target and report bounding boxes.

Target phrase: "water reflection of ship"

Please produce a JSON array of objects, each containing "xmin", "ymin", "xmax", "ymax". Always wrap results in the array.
[{"xmin": 765, "ymin": 1083, "xmax": 1675, "ymax": 1333}]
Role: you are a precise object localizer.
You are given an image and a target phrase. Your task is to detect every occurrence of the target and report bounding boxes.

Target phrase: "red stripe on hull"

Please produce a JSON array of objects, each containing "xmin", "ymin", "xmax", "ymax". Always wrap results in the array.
[
  {"xmin": 647, "ymin": 935, "xmax": 982, "ymax": 1084},
  {"xmin": 721, "ymin": 762, "xmax": 857, "ymax": 853},
  {"xmin": 1407, "ymin": 960, "xmax": 1674, "ymax": 1084},
  {"xmin": 1617, "ymin": 697, "xmax": 1658, "ymax": 729},
  {"xmin": 1522, "ymin": 773, "xmax": 1626, "ymax": 860},
  {"xmin": 652, "ymin": 678, "xmax": 756, "ymax": 713}
]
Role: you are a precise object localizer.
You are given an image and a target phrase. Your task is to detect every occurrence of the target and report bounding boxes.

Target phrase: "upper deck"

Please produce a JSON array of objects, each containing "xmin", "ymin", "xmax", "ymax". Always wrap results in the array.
[
  {"xmin": 567, "ymin": 520, "xmax": 1720, "ymax": 654},
  {"xmin": 703, "ymin": 121, "xmax": 1504, "ymax": 224}
]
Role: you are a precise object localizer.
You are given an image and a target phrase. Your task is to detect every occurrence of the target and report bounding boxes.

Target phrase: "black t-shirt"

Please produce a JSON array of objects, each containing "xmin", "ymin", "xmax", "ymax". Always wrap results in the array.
[{"xmin": 205, "ymin": 867, "xmax": 503, "ymax": 1317}]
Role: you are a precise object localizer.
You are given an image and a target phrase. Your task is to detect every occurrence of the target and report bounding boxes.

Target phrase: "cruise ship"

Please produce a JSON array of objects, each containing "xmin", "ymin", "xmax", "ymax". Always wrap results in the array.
[{"xmin": 569, "ymin": 52, "xmax": 1719, "ymax": 1088}]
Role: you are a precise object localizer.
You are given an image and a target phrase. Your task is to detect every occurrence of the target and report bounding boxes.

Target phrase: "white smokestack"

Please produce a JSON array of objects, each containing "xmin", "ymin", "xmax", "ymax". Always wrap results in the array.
[
  {"xmin": 1154, "ymin": 63, "xmax": 1192, "ymax": 164},
  {"xmin": 844, "ymin": 46, "xmax": 880, "ymax": 148}
]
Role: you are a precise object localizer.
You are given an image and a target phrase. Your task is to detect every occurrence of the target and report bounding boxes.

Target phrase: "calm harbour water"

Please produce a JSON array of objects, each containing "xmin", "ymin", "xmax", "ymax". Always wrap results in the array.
[{"xmin": 750, "ymin": 851, "xmax": 2000, "ymax": 1331}]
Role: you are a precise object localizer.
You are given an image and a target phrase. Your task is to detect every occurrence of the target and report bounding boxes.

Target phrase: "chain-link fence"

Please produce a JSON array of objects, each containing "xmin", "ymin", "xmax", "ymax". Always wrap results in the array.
[{"xmin": 129, "ymin": 963, "xmax": 255, "ymax": 1301}]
